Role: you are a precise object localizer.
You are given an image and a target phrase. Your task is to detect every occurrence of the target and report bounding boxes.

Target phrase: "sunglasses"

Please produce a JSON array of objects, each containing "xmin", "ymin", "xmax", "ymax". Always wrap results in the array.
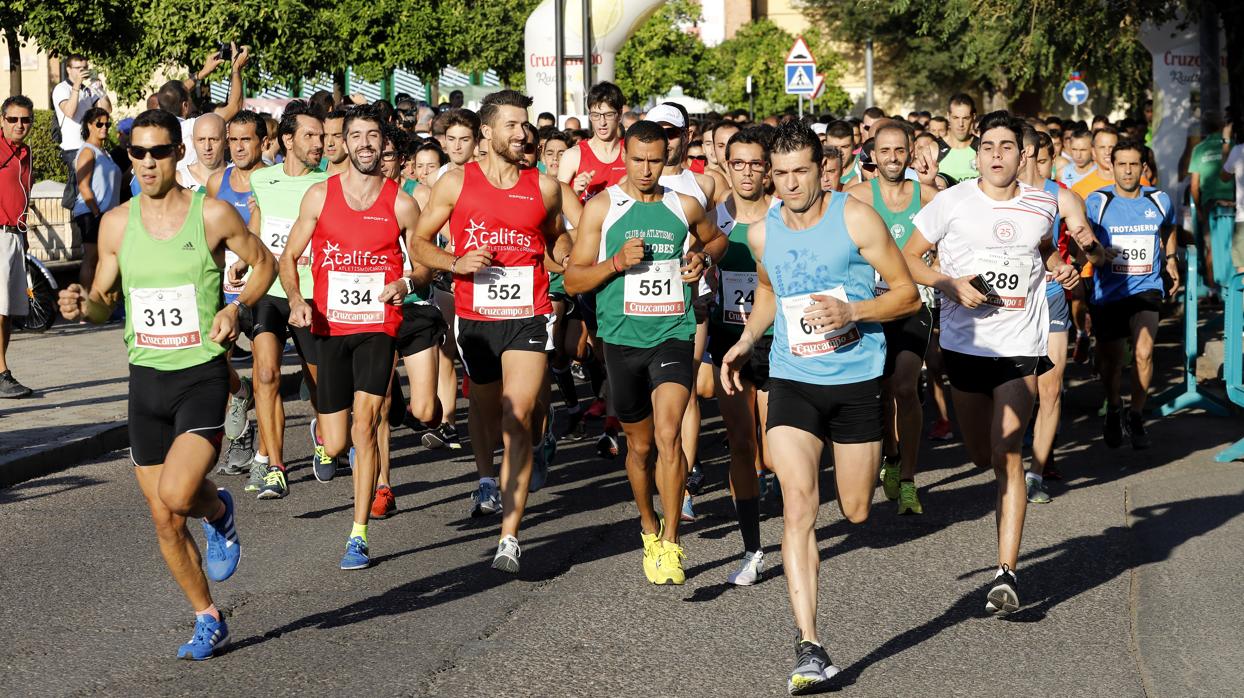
[
  {"xmin": 94, "ymin": 120, "xmax": 111, "ymax": 128},
  {"xmin": 128, "ymin": 143, "xmax": 178, "ymax": 161},
  {"xmin": 381, "ymin": 151, "xmax": 400, "ymax": 161},
  {"xmin": 3, "ymin": 116, "xmax": 33, "ymax": 125},
  {"xmin": 688, "ymin": 154, "xmax": 707, "ymax": 162},
  {"xmin": 663, "ymin": 126, "xmax": 682, "ymax": 139}
]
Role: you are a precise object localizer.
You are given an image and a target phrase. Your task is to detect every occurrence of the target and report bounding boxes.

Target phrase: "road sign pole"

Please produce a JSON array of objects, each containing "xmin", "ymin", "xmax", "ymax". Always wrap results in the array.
[{"xmin": 799, "ymin": 95, "xmax": 803, "ymax": 118}]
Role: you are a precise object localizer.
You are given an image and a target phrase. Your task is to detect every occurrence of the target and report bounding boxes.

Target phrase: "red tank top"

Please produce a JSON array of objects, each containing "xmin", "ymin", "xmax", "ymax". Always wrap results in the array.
[
  {"xmin": 576, "ymin": 140, "xmax": 627, "ymax": 202},
  {"xmin": 450, "ymin": 162, "xmax": 552, "ymax": 321},
  {"xmin": 310, "ymin": 175, "xmax": 403, "ymax": 337}
]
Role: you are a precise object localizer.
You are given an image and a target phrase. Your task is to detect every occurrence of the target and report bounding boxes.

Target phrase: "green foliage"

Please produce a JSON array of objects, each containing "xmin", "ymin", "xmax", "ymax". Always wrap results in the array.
[
  {"xmin": 27, "ymin": 110, "xmax": 65, "ymax": 183},
  {"xmin": 705, "ymin": 21, "xmax": 851, "ymax": 116},
  {"xmin": 615, "ymin": 0, "xmax": 711, "ymax": 107}
]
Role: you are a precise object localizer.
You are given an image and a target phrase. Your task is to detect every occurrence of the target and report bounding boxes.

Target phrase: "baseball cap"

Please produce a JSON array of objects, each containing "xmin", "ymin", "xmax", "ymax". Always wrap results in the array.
[
  {"xmin": 644, "ymin": 104, "xmax": 686, "ymax": 129},
  {"xmin": 117, "ymin": 117, "xmax": 134, "ymax": 136},
  {"xmin": 810, "ymin": 123, "xmax": 827, "ymax": 135}
]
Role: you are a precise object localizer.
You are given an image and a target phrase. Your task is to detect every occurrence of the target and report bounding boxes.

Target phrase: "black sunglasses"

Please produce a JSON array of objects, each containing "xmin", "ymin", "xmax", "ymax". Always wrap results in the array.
[
  {"xmin": 4, "ymin": 116, "xmax": 33, "ymax": 125},
  {"xmin": 128, "ymin": 143, "xmax": 178, "ymax": 161},
  {"xmin": 688, "ymin": 154, "xmax": 707, "ymax": 162},
  {"xmin": 663, "ymin": 126, "xmax": 682, "ymax": 138}
]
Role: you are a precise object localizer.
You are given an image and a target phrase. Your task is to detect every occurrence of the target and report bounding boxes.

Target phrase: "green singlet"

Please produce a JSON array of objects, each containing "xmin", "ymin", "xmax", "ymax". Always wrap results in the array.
[
  {"xmin": 870, "ymin": 178, "xmax": 922, "ymax": 248},
  {"xmin": 710, "ymin": 200, "xmax": 772, "ymax": 338},
  {"xmin": 595, "ymin": 186, "xmax": 695, "ymax": 348},
  {"xmin": 120, "ymin": 191, "xmax": 227, "ymax": 370},
  {"xmin": 401, "ymin": 178, "xmax": 418, "ymax": 196},
  {"xmin": 939, "ymin": 144, "xmax": 978, "ymax": 182},
  {"xmin": 250, "ymin": 164, "xmax": 329, "ymax": 299}
]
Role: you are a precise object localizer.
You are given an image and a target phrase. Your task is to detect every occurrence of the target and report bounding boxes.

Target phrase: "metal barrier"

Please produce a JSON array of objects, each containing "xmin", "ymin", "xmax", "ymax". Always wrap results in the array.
[
  {"xmin": 1155, "ymin": 200, "xmax": 1230, "ymax": 417},
  {"xmin": 1214, "ymin": 272, "xmax": 1244, "ymax": 463}
]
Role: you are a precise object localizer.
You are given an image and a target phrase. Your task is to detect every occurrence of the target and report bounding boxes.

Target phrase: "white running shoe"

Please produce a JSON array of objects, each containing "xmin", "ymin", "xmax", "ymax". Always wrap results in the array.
[{"xmin": 727, "ymin": 550, "xmax": 765, "ymax": 586}]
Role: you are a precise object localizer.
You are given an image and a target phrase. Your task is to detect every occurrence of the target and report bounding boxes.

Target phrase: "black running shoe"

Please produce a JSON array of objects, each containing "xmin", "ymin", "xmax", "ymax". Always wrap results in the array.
[
  {"xmin": 1127, "ymin": 411, "xmax": 1150, "ymax": 450},
  {"xmin": 1103, "ymin": 406, "xmax": 1123, "ymax": 448},
  {"xmin": 985, "ymin": 565, "xmax": 1020, "ymax": 616},
  {"xmin": 685, "ymin": 462, "xmax": 705, "ymax": 496},
  {"xmin": 788, "ymin": 634, "xmax": 840, "ymax": 695}
]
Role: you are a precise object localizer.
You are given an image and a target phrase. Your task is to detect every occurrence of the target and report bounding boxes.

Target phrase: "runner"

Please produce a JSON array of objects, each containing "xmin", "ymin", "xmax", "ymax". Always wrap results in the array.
[
  {"xmin": 709, "ymin": 119, "xmax": 741, "ymax": 203},
  {"xmin": 281, "ymin": 103, "xmax": 420, "ymax": 569},
  {"xmin": 239, "ymin": 100, "xmax": 329, "ymax": 498},
  {"xmin": 1188, "ymin": 112, "xmax": 1237, "ymax": 296},
  {"xmin": 411, "ymin": 90, "xmax": 568, "ymax": 573},
  {"xmin": 821, "ymin": 145, "xmax": 844, "ymax": 192},
  {"xmin": 707, "ymin": 126, "xmax": 774, "ymax": 583},
  {"xmin": 822, "ymin": 121, "xmax": 860, "ymax": 186},
  {"xmin": 717, "ymin": 121, "xmax": 919, "ymax": 694},
  {"xmin": 845, "ymin": 121, "xmax": 937, "ymax": 514},
  {"xmin": 566, "ymin": 119, "xmax": 727, "ymax": 585},
  {"xmin": 902, "ymin": 111, "xmax": 1078, "ymax": 615},
  {"xmin": 1071, "ymin": 125, "xmax": 1118, "ymax": 199},
  {"xmin": 938, "ymin": 94, "xmax": 978, "ymax": 182},
  {"xmin": 58, "ymin": 108, "xmax": 276, "ymax": 659},
  {"xmin": 1057, "ymin": 127, "xmax": 1096, "ymax": 189},
  {"xmin": 323, "ymin": 107, "xmax": 351, "ymax": 176},
  {"xmin": 178, "ymin": 115, "xmax": 226, "ymax": 190},
  {"xmin": 1085, "ymin": 140, "xmax": 1179, "ymax": 450}
]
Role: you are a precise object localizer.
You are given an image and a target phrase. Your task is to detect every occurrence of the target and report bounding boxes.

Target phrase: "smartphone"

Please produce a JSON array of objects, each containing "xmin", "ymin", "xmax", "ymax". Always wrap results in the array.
[
  {"xmin": 217, "ymin": 42, "xmax": 233, "ymax": 60},
  {"xmin": 969, "ymin": 274, "xmax": 993, "ymax": 296}
]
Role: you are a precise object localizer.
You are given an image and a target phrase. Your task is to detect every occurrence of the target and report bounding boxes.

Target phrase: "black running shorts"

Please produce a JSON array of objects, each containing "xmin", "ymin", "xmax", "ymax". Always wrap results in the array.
[
  {"xmin": 1089, "ymin": 290, "xmax": 1161, "ymax": 343},
  {"xmin": 765, "ymin": 377, "xmax": 883, "ymax": 444},
  {"xmin": 397, "ymin": 303, "xmax": 446, "ymax": 358},
  {"xmin": 942, "ymin": 349, "xmax": 1053, "ymax": 395},
  {"xmin": 455, "ymin": 315, "xmax": 553, "ymax": 385},
  {"xmin": 249, "ymin": 294, "xmax": 319, "ymax": 364},
  {"xmin": 315, "ymin": 332, "xmax": 396, "ymax": 414},
  {"xmin": 881, "ymin": 304, "xmax": 933, "ymax": 378},
  {"xmin": 603, "ymin": 339, "xmax": 695, "ymax": 423},
  {"xmin": 129, "ymin": 357, "xmax": 228, "ymax": 466},
  {"xmin": 707, "ymin": 331, "xmax": 772, "ymax": 391}
]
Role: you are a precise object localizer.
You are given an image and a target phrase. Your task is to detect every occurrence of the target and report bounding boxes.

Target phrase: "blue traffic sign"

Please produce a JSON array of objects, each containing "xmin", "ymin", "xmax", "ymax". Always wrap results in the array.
[
  {"xmin": 1062, "ymin": 80, "xmax": 1089, "ymax": 106},
  {"xmin": 785, "ymin": 64, "xmax": 815, "ymax": 95}
]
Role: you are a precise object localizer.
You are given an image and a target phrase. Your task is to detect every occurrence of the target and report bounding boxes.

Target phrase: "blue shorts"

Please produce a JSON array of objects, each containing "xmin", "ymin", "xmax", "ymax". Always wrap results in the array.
[{"xmin": 1046, "ymin": 286, "xmax": 1070, "ymax": 334}]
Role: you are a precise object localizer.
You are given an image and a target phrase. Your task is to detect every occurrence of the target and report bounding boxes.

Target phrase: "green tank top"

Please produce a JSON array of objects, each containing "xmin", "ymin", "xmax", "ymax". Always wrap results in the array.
[
  {"xmin": 711, "ymin": 201, "xmax": 772, "ymax": 337},
  {"xmin": 596, "ymin": 186, "xmax": 696, "ymax": 348},
  {"xmin": 548, "ymin": 271, "xmax": 566, "ymax": 296},
  {"xmin": 250, "ymin": 164, "xmax": 329, "ymax": 299},
  {"xmin": 939, "ymin": 145, "xmax": 977, "ymax": 182},
  {"xmin": 401, "ymin": 178, "xmax": 418, "ymax": 196},
  {"xmin": 120, "ymin": 191, "xmax": 226, "ymax": 370},
  {"xmin": 870, "ymin": 178, "xmax": 922, "ymax": 248}
]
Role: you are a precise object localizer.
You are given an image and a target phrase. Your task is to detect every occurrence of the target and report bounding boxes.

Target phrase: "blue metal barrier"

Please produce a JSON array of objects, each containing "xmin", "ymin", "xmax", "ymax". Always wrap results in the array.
[
  {"xmin": 1214, "ymin": 273, "xmax": 1244, "ymax": 463},
  {"xmin": 1155, "ymin": 200, "xmax": 1231, "ymax": 417}
]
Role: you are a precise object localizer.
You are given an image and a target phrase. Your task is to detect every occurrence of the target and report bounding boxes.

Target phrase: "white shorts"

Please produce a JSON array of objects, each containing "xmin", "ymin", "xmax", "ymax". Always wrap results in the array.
[{"xmin": 0, "ymin": 232, "xmax": 28, "ymax": 317}]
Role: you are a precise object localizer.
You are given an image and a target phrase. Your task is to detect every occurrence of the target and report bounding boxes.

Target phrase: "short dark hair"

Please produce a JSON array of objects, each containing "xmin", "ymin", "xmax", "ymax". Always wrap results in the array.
[
  {"xmin": 1111, "ymin": 139, "xmax": 1144, "ymax": 161},
  {"xmin": 325, "ymin": 107, "xmax": 351, "ymax": 122},
  {"xmin": 977, "ymin": 110, "xmax": 1024, "ymax": 146},
  {"xmin": 1091, "ymin": 124, "xmax": 1119, "ymax": 144},
  {"xmin": 79, "ymin": 106, "xmax": 109, "ymax": 140},
  {"xmin": 1, "ymin": 95, "xmax": 34, "ymax": 115},
  {"xmin": 156, "ymin": 80, "xmax": 189, "ymax": 115},
  {"xmin": 1020, "ymin": 123, "xmax": 1041, "ymax": 156},
  {"xmin": 308, "ymin": 90, "xmax": 335, "ymax": 118},
  {"xmin": 624, "ymin": 120, "xmax": 668, "ymax": 149},
  {"xmin": 824, "ymin": 119, "xmax": 854, "ymax": 141},
  {"xmin": 542, "ymin": 130, "xmax": 571, "ymax": 149},
  {"xmin": 1044, "ymin": 116, "xmax": 1063, "ymax": 128},
  {"xmin": 862, "ymin": 106, "xmax": 886, "ymax": 121},
  {"xmin": 415, "ymin": 139, "xmax": 449, "ymax": 166},
  {"xmin": 587, "ymin": 81, "xmax": 624, "ymax": 112},
  {"xmin": 872, "ymin": 121, "xmax": 911, "ymax": 145},
  {"xmin": 440, "ymin": 108, "xmax": 481, "ymax": 137},
  {"xmin": 1069, "ymin": 127, "xmax": 1092, "ymax": 141},
  {"xmin": 278, "ymin": 100, "xmax": 323, "ymax": 156},
  {"xmin": 480, "ymin": 90, "xmax": 533, "ymax": 126},
  {"xmin": 725, "ymin": 126, "xmax": 770, "ymax": 162},
  {"xmin": 371, "ymin": 99, "xmax": 395, "ymax": 125},
  {"xmin": 713, "ymin": 120, "xmax": 741, "ymax": 138},
  {"xmin": 948, "ymin": 93, "xmax": 977, "ymax": 113},
  {"xmin": 537, "ymin": 111, "xmax": 556, "ymax": 124},
  {"xmin": 822, "ymin": 145, "xmax": 844, "ymax": 166},
  {"xmin": 229, "ymin": 110, "xmax": 268, "ymax": 139},
  {"xmin": 342, "ymin": 103, "xmax": 384, "ymax": 139},
  {"xmin": 381, "ymin": 122, "xmax": 406, "ymax": 153},
  {"xmin": 1036, "ymin": 131, "xmax": 1056, "ymax": 158},
  {"xmin": 930, "ymin": 115, "xmax": 949, "ymax": 128},
  {"xmin": 771, "ymin": 120, "xmax": 823, "ymax": 163},
  {"xmin": 132, "ymin": 108, "xmax": 183, "ymax": 145}
]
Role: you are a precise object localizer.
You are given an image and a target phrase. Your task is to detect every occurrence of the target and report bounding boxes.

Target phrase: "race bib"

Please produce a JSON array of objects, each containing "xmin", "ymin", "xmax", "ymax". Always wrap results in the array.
[
  {"xmin": 976, "ymin": 253, "xmax": 1032, "ymax": 311},
  {"xmin": 1110, "ymin": 234, "xmax": 1155, "ymax": 276},
  {"xmin": 327, "ymin": 271, "xmax": 385, "ymax": 325},
  {"xmin": 781, "ymin": 286, "xmax": 860, "ymax": 357},
  {"xmin": 720, "ymin": 270, "xmax": 756, "ymax": 325},
  {"xmin": 262, "ymin": 216, "xmax": 309, "ymax": 266},
  {"xmin": 131, "ymin": 284, "xmax": 202, "ymax": 350},
  {"xmin": 473, "ymin": 266, "xmax": 535, "ymax": 318},
  {"xmin": 624, "ymin": 259, "xmax": 684, "ymax": 316}
]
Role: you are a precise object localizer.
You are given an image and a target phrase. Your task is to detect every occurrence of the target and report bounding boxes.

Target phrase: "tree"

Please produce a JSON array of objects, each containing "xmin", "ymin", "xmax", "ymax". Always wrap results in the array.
[
  {"xmin": 705, "ymin": 20, "xmax": 851, "ymax": 117},
  {"xmin": 614, "ymin": 0, "xmax": 711, "ymax": 107}
]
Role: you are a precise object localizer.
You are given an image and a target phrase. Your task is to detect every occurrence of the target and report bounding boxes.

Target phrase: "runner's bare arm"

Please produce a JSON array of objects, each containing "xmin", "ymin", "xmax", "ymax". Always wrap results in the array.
[
  {"xmin": 842, "ymin": 179, "xmax": 871, "ymax": 206},
  {"xmin": 682, "ymin": 194, "xmax": 728, "ymax": 283},
  {"xmin": 1057, "ymin": 187, "xmax": 1105, "ymax": 267},
  {"xmin": 410, "ymin": 168, "xmax": 487, "ymax": 273},
  {"xmin": 206, "ymin": 197, "xmax": 275, "ymax": 342},
  {"xmin": 832, "ymin": 197, "xmax": 920, "ymax": 324},
  {"xmin": 58, "ymin": 205, "xmax": 126, "ymax": 324},
  {"xmin": 560, "ymin": 182, "xmax": 584, "ymax": 229},
  {"xmin": 556, "ymin": 146, "xmax": 582, "ymax": 185},
  {"xmin": 383, "ymin": 190, "xmax": 433, "ymax": 304},
  {"xmin": 564, "ymin": 195, "xmax": 640, "ymax": 295},
  {"xmin": 1040, "ymin": 230, "xmax": 1078, "ymax": 289},
  {"xmin": 279, "ymin": 181, "xmax": 327, "ymax": 322},
  {"xmin": 205, "ymin": 169, "xmax": 224, "ymax": 197}
]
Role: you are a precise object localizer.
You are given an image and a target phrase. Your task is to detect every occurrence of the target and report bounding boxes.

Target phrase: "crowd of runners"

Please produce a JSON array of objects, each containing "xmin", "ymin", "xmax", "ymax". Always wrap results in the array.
[{"xmin": 0, "ymin": 55, "xmax": 1231, "ymax": 693}]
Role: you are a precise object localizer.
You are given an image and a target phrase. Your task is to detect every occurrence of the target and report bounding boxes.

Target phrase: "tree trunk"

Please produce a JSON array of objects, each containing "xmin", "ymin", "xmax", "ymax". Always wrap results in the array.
[
  {"xmin": 5, "ymin": 27, "xmax": 21, "ymax": 96},
  {"xmin": 332, "ymin": 69, "xmax": 346, "ymax": 104}
]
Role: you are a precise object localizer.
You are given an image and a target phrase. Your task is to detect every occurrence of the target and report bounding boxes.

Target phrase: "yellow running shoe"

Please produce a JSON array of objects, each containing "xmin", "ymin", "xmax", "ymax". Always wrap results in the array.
[
  {"xmin": 640, "ymin": 518, "xmax": 664, "ymax": 583},
  {"xmin": 881, "ymin": 456, "xmax": 901, "ymax": 500},
  {"xmin": 897, "ymin": 481, "xmax": 923, "ymax": 515},
  {"xmin": 652, "ymin": 540, "xmax": 686, "ymax": 585}
]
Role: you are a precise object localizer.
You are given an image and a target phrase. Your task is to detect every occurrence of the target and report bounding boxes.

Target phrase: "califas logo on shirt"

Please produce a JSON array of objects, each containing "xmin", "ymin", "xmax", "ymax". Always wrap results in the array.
[
  {"xmin": 319, "ymin": 240, "xmax": 389, "ymax": 269},
  {"xmin": 463, "ymin": 218, "xmax": 534, "ymax": 250}
]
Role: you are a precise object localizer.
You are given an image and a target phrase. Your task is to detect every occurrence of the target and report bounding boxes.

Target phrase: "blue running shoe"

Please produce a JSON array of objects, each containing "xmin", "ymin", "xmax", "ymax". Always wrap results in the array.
[
  {"xmin": 349, "ymin": 447, "xmax": 356, "ymax": 469},
  {"xmin": 202, "ymin": 489, "xmax": 240, "ymax": 582},
  {"xmin": 340, "ymin": 536, "xmax": 370, "ymax": 570},
  {"xmin": 177, "ymin": 614, "xmax": 229, "ymax": 661}
]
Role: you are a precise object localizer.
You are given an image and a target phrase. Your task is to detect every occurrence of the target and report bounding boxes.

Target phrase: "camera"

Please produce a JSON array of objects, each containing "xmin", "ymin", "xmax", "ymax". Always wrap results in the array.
[{"xmin": 217, "ymin": 42, "xmax": 233, "ymax": 61}]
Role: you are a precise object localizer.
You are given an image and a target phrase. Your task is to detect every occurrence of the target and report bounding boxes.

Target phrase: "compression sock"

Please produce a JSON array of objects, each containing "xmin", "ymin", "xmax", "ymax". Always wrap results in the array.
[{"xmin": 735, "ymin": 497, "xmax": 761, "ymax": 553}]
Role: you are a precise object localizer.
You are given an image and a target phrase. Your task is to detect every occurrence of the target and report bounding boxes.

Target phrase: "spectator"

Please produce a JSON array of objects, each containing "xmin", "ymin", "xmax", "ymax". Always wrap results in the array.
[
  {"xmin": 536, "ymin": 112, "xmax": 556, "ymax": 129},
  {"xmin": 0, "ymin": 95, "xmax": 34, "ymax": 397},
  {"xmin": 53, "ymin": 54, "xmax": 113, "ymax": 210},
  {"xmin": 156, "ymin": 44, "xmax": 251, "ymax": 167},
  {"xmin": 110, "ymin": 117, "xmax": 135, "ymax": 204},
  {"xmin": 449, "ymin": 89, "xmax": 465, "ymax": 110},
  {"xmin": 71, "ymin": 106, "xmax": 121, "ymax": 290}
]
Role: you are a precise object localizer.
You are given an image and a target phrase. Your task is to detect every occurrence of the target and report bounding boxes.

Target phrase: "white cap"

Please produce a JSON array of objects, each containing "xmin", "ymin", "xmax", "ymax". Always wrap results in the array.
[
  {"xmin": 810, "ymin": 123, "xmax": 827, "ymax": 135},
  {"xmin": 643, "ymin": 104, "xmax": 686, "ymax": 129}
]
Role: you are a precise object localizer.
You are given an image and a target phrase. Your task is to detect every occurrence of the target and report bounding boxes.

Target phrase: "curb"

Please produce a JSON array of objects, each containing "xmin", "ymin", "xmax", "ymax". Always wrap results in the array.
[{"xmin": 0, "ymin": 422, "xmax": 130, "ymax": 489}]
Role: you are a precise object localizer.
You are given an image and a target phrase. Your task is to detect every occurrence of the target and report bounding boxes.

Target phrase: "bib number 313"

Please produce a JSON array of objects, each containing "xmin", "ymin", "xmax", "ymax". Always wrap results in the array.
[
  {"xmin": 781, "ymin": 286, "xmax": 860, "ymax": 357},
  {"xmin": 131, "ymin": 284, "xmax": 202, "ymax": 350}
]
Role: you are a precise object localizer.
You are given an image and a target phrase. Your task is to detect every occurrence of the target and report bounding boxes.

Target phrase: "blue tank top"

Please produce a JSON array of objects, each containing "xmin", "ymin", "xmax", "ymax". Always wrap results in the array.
[
  {"xmin": 1043, "ymin": 179, "xmax": 1064, "ymax": 298},
  {"xmin": 216, "ymin": 165, "xmax": 253, "ymax": 225},
  {"xmin": 763, "ymin": 192, "xmax": 885, "ymax": 385},
  {"xmin": 1085, "ymin": 186, "xmax": 1173, "ymax": 304}
]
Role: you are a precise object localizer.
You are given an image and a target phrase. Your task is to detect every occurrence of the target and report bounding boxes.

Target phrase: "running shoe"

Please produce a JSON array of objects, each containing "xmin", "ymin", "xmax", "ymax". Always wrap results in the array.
[
  {"xmin": 224, "ymin": 376, "xmax": 252, "ymax": 441},
  {"xmin": 1127, "ymin": 411, "xmax": 1150, "ymax": 450},
  {"xmin": 0, "ymin": 370, "xmax": 32, "ymax": 398},
  {"xmin": 680, "ymin": 493, "xmax": 696, "ymax": 522},
  {"xmin": 340, "ymin": 536, "xmax": 370, "ymax": 570},
  {"xmin": 727, "ymin": 550, "xmax": 765, "ymax": 586},
  {"xmin": 243, "ymin": 459, "xmax": 267, "ymax": 492},
  {"xmin": 985, "ymin": 565, "xmax": 1020, "ymax": 616},
  {"xmin": 217, "ymin": 424, "xmax": 254, "ymax": 475},
  {"xmin": 570, "ymin": 362, "xmax": 587, "ymax": 382},
  {"xmin": 371, "ymin": 485, "xmax": 396, "ymax": 519},
  {"xmin": 177, "ymin": 614, "xmax": 229, "ymax": 661},
  {"xmin": 759, "ymin": 471, "xmax": 782, "ymax": 504},
  {"xmin": 529, "ymin": 437, "xmax": 550, "ymax": 493},
  {"xmin": 422, "ymin": 422, "xmax": 463, "ymax": 450},
  {"xmin": 469, "ymin": 480, "xmax": 502, "ymax": 517},
  {"xmin": 560, "ymin": 404, "xmax": 588, "ymax": 440},
  {"xmin": 1103, "ymin": 406, "xmax": 1123, "ymax": 448},
  {"xmin": 788, "ymin": 636, "xmax": 840, "ymax": 695},
  {"xmin": 312, "ymin": 444, "xmax": 336, "ymax": 482},
  {"xmin": 542, "ymin": 428, "xmax": 557, "ymax": 464},
  {"xmin": 202, "ymin": 489, "xmax": 240, "ymax": 582},
  {"xmin": 651, "ymin": 540, "xmax": 685, "ymax": 585},
  {"xmin": 1026, "ymin": 476, "xmax": 1051, "ymax": 504},
  {"xmin": 256, "ymin": 467, "xmax": 288, "ymax": 500},
  {"xmin": 492, "ymin": 535, "xmax": 521, "ymax": 573},
  {"xmin": 927, "ymin": 418, "xmax": 954, "ymax": 441},
  {"xmin": 897, "ymin": 481, "xmax": 923, "ymax": 515},
  {"xmin": 596, "ymin": 432, "xmax": 619, "ymax": 459},
  {"xmin": 880, "ymin": 455, "xmax": 901, "ymax": 500},
  {"xmin": 584, "ymin": 398, "xmax": 607, "ymax": 419},
  {"xmin": 640, "ymin": 519, "xmax": 664, "ymax": 583},
  {"xmin": 685, "ymin": 462, "xmax": 705, "ymax": 496}
]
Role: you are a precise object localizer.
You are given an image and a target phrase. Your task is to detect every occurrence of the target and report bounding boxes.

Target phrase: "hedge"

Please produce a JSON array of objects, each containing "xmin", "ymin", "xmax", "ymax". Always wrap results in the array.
[{"xmin": 29, "ymin": 109, "xmax": 66, "ymax": 184}]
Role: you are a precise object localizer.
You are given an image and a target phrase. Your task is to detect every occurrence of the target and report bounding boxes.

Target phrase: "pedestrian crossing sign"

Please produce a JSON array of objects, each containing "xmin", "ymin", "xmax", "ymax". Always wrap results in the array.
[{"xmin": 785, "ymin": 64, "xmax": 815, "ymax": 95}]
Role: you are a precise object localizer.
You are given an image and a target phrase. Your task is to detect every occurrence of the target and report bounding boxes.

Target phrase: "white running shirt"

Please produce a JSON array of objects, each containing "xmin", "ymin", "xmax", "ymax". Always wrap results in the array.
[{"xmin": 914, "ymin": 178, "xmax": 1058, "ymax": 358}]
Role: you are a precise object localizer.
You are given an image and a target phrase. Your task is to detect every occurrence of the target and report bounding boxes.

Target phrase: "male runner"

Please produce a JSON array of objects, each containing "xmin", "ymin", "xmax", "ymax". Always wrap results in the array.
[
  {"xmin": 240, "ymin": 101, "xmax": 329, "ymax": 498},
  {"xmin": 718, "ymin": 121, "xmax": 920, "ymax": 694},
  {"xmin": 1071, "ymin": 125, "xmax": 1118, "ymax": 200},
  {"xmin": 1085, "ymin": 140, "xmax": 1178, "ymax": 450},
  {"xmin": 938, "ymin": 93, "xmax": 978, "ymax": 182},
  {"xmin": 707, "ymin": 126, "xmax": 774, "ymax": 584},
  {"xmin": 565, "ymin": 119, "xmax": 727, "ymax": 585},
  {"xmin": 282, "ymin": 104, "xmax": 420, "ymax": 569},
  {"xmin": 903, "ymin": 111, "xmax": 1078, "ymax": 615},
  {"xmin": 412, "ymin": 90, "xmax": 567, "ymax": 573},
  {"xmin": 558, "ymin": 81, "xmax": 627, "ymax": 202},
  {"xmin": 845, "ymin": 122, "xmax": 936, "ymax": 514},
  {"xmin": 1057, "ymin": 128, "xmax": 1096, "ymax": 189},
  {"xmin": 709, "ymin": 119, "xmax": 741, "ymax": 202},
  {"xmin": 178, "ymin": 115, "xmax": 226, "ymax": 190},
  {"xmin": 58, "ymin": 108, "xmax": 275, "ymax": 659},
  {"xmin": 323, "ymin": 107, "xmax": 350, "ymax": 176},
  {"xmin": 823, "ymin": 121, "xmax": 860, "ymax": 186}
]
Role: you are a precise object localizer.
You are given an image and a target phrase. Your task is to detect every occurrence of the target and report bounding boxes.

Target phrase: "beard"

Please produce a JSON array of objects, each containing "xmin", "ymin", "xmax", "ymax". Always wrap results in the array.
[{"xmin": 349, "ymin": 147, "xmax": 382, "ymax": 175}]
